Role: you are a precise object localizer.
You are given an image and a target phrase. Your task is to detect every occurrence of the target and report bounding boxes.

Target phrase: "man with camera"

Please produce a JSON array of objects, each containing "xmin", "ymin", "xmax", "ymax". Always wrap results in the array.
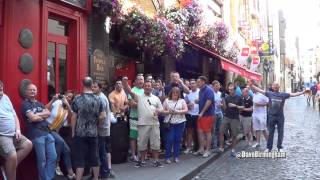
[{"xmin": 46, "ymin": 93, "xmax": 75, "ymax": 179}]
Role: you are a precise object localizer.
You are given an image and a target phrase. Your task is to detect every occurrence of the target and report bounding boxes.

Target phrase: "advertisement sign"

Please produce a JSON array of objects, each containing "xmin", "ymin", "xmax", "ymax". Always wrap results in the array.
[{"xmin": 90, "ymin": 49, "xmax": 108, "ymax": 85}]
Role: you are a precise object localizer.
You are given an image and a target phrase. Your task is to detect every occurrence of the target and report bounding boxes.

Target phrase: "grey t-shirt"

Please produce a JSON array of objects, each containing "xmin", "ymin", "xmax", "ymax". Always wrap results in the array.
[
  {"xmin": 98, "ymin": 92, "xmax": 111, "ymax": 137},
  {"xmin": 0, "ymin": 94, "xmax": 16, "ymax": 136},
  {"xmin": 72, "ymin": 93, "xmax": 104, "ymax": 137}
]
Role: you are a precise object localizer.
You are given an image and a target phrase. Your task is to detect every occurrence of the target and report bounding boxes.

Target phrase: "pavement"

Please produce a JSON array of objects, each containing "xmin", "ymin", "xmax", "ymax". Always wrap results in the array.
[
  {"xmin": 55, "ymin": 96, "xmax": 318, "ymax": 180},
  {"xmin": 192, "ymin": 96, "xmax": 320, "ymax": 180},
  {"xmin": 54, "ymin": 148, "xmax": 232, "ymax": 180},
  {"xmin": 111, "ymin": 147, "xmax": 231, "ymax": 180}
]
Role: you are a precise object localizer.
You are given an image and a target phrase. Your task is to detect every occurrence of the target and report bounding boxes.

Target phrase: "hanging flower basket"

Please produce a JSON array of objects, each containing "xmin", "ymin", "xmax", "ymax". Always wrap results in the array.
[{"xmin": 97, "ymin": 0, "xmax": 239, "ymax": 60}]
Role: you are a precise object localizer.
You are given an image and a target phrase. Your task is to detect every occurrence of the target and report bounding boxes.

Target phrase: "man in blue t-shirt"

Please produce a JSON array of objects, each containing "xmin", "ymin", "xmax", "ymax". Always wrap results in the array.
[
  {"xmin": 249, "ymin": 81, "xmax": 305, "ymax": 152},
  {"xmin": 164, "ymin": 71, "xmax": 190, "ymax": 98},
  {"xmin": 310, "ymin": 83, "xmax": 317, "ymax": 107},
  {"xmin": 194, "ymin": 76, "xmax": 215, "ymax": 158}
]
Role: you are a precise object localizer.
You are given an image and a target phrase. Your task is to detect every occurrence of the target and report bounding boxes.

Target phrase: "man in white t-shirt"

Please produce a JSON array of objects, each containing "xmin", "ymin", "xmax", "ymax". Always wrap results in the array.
[
  {"xmin": 251, "ymin": 88, "xmax": 269, "ymax": 148},
  {"xmin": 184, "ymin": 79, "xmax": 199, "ymax": 153},
  {"xmin": 211, "ymin": 80, "xmax": 223, "ymax": 150},
  {"xmin": 122, "ymin": 77, "xmax": 164, "ymax": 168}
]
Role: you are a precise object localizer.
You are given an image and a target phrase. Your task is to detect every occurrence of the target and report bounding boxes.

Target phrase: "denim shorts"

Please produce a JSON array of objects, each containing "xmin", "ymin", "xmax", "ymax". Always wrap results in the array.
[
  {"xmin": 72, "ymin": 136, "xmax": 99, "ymax": 168},
  {"xmin": 0, "ymin": 134, "xmax": 28, "ymax": 158}
]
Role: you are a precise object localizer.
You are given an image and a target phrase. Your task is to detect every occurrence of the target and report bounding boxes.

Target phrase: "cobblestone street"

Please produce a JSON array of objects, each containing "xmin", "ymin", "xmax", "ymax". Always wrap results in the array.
[{"xmin": 192, "ymin": 96, "xmax": 320, "ymax": 180}]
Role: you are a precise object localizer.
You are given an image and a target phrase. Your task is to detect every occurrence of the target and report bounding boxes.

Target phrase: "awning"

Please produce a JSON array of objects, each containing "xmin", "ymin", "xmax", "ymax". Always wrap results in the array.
[{"xmin": 186, "ymin": 40, "xmax": 262, "ymax": 81}]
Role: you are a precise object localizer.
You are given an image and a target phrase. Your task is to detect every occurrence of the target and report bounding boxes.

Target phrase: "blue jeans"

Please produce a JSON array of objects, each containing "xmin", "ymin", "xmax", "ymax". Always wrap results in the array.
[
  {"xmin": 32, "ymin": 134, "xmax": 57, "ymax": 180},
  {"xmin": 212, "ymin": 113, "xmax": 223, "ymax": 148},
  {"xmin": 51, "ymin": 131, "xmax": 72, "ymax": 170},
  {"xmin": 99, "ymin": 136, "xmax": 110, "ymax": 178},
  {"xmin": 267, "ymin": 115, "xmax": 284, "ymax": 150},
  {"xmin": 165, "ymin": 122, "xmax": 185, "ymax": 159}
]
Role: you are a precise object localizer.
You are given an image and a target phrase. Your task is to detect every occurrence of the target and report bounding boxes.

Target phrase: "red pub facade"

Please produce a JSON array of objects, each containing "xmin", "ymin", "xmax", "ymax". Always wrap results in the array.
[{"xmin": 0, "ymin": 0, "xmax": 91, "ymax": 179}]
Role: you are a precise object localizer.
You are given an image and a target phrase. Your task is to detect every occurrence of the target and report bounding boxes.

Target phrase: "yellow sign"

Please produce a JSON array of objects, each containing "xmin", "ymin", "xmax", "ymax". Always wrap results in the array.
[{"xmin": 261, "ymin": 43, "xmax": 269, "ymax": 51}]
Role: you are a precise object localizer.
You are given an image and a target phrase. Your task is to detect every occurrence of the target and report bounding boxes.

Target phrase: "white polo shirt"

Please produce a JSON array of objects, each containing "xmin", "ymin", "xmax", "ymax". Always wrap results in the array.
[{"xmin": 137, "ymin": 93, "xmax": 163, "ymax": 126}]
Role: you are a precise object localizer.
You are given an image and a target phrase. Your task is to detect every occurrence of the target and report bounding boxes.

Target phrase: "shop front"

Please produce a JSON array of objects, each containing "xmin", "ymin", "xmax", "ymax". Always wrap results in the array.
[{"xmin": 0, "ymin": 0, "xmax": 91, "ymax": 179}]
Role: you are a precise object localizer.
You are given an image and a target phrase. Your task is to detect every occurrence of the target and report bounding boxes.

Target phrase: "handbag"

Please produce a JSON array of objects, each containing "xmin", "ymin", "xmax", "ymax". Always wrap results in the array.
[{"xmin": 163, "ymin": 100, "xmax": 179, "ymax": 130}]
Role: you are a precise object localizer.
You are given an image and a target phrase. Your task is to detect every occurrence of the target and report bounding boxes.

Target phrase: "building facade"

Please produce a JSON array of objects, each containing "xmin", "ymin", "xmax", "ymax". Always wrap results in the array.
[{"xmin": 0, "ymin": 0, "xmax": 91, "ymax": 178}]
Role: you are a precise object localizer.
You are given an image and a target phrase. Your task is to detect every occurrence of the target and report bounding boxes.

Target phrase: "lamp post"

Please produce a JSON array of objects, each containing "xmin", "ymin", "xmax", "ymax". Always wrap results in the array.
[{"xmin": 263, "ymin": 58, "xmax": 271, "ymax": 90}]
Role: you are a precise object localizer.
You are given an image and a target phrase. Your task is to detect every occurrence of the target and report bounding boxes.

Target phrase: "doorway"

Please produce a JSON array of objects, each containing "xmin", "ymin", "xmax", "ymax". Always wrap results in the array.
[{"xmin": 47, "ymin": 17, "xmax": 71, "ymax": 101}]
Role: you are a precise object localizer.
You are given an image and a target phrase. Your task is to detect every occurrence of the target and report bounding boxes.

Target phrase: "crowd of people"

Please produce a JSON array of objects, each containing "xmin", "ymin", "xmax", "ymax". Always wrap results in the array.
[{"xmin": 0, "ymin": 71, "xmax": 306, "ymax": 180}]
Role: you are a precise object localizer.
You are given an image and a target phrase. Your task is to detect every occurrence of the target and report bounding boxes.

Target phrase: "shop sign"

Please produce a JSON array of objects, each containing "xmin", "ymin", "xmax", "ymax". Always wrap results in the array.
[
  {"xmin": 252, "ymin": 56, "xmax": 260, "ymax": 65},
  {"xmin": 90, "ymin": 49, "xmax": 108, "ymax": 84},
  {"xmin": 241, "ymin": 47, "xmax": 250, "ymax": 56},
  {"xmin": 261, "ymin": 42, "xmax": 269, "ymax": 52},
  {"xmin": 250, "ymin": 46, "xmax": 258, "ymax": 55}
]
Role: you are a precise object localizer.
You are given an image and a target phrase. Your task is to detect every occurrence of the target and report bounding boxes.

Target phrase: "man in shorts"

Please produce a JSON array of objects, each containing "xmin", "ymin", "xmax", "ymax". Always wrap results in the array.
[
  {"xmin": 0, "ymin": 81, "xmax": 32, "ymax": 180},
  {"xmin": 122, "ymin": 77, "xmax": 164, "ymax": 168},
  {"xmin": 184, "ymin": 79, "xmax": 199, "ymax": 153},
  {"xmin": 218, "ymin": 83, "xmax": 243, "ymax": 157},
  {"xmin": 71, "ymin": 77, "xmax": 106, "ymax": 180},
  {"xmin": 239, "ymin": 87, "xmax": 253, "ymax": 146},
  {"xmin": 251, "ymin": 86, "xmax": 269, "ymax": 149},
  {"xmin": 193, "ymin": 76, "xmax": 215, "ymax": 158},
  {"xmin": 128, "ymin": 74, "xmax": 144, "ymax": 162},
  {"xmin": 249, "ymin": 81, "xmax": 305, "ymax": 152}
]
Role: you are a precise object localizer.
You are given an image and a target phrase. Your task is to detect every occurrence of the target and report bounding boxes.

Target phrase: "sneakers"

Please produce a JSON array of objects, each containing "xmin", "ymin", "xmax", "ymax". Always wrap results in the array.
[
  {"xmin": 213, "ymin": 148, "xmax": 224, "ymax": 153},
  {"xmin": 130, "ymin": 155, "xmax": 139, "ymax": 162},
  {"xmin": 134, "ymin": 161, "xmax": 146, "ymax": 168},
  {"xmin": 174, "ymin": 158, "xmax": 179, "ymax": 163},
  {"xmin": 106, "ymin": 170, "xmax": 116, "ymax": 178},
  {"xmin": 251, "ymin": 142, "xmax": 260, "ymax": 148},
  {"xmin": 67, "ymin": 173, "xmax": 75, "ymax": 180},
  {"xmin": 230, "ymin": 149, "xmax": 237, "ymax": 157},
  {"xmin": 278, "ymin": 148, "xmax": 284, "ymax": 152},
  {"xmin": 183, "ymin": 148, "xmax": 192, "ymax": 154},
  {"xmin": 264, "ymin": 148, "xmax": 271, "ymax": 152},
  {"xmin": 193, "ymin": 150, "xmax": 204, "ymax": 156},
  {"xmin": 225, "ymin": 140, "xmax": 232, "ymax": 146},
  {"xmin": 202, "ymin": 151, "xmax": 211, "ymax": 158},
  {"xmin": 165, "ymin": 159, "xmax": 172, "ymax": 164},
  {"xmin": 153, "ymin": 161, "xmax": 164, "ymax": 168},
  {"xmin": 55, "ymin": 166, "xmax": 63, "ymax": 176}
]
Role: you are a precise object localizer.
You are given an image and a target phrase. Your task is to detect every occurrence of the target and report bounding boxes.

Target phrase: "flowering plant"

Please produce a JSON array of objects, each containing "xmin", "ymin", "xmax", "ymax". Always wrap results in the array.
[
  {"xmin": 143, "ymin": 18, "xmax": 166, "ymax": 57},
  {"xmin": 121, "ymin": 7, "xmax": 150, "ymax": 49},
  {"xmin": 93, "ymin": 0, "xmax": 123, "ymax": 22},
  {"xmin": 100, "ymin": 0, "xmax": 238, "ymax": 60}
]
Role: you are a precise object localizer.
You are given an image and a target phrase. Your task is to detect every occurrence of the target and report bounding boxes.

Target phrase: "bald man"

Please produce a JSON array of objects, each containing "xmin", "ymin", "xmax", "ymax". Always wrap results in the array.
[
  {"xmin": 249, "ymin": 81, "xmax": 305, "ymax": 152},
  {"xmin": 21, "ymin": 83, "xmax": 57, "ymax": 180}
]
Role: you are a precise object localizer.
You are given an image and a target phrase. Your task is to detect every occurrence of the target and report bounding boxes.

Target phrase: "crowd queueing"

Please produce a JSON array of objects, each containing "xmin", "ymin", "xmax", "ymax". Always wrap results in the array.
[{"xmin": 0, "ymin": 71, "xmax": 306, "ymax": 180}]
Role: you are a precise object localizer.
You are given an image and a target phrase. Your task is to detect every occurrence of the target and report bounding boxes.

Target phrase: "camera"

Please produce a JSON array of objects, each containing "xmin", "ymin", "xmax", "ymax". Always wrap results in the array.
[{"xmin": 58, "ymin": 94, "xmax": 64, "ymax": 99}]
